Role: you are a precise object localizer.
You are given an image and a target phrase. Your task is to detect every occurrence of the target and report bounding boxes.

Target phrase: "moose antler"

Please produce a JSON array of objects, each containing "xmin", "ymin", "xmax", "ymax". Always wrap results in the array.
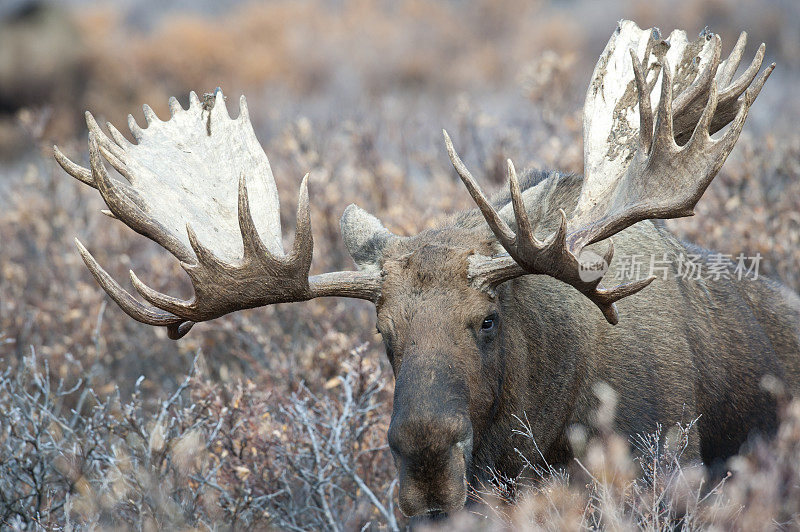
[
  {"xmin": 55, "ymin": 90, "xmax": 380, "ymax": 339},
  {"xmin": 448, "ymin": 21, "xmax": 773, "ymax": 324}
]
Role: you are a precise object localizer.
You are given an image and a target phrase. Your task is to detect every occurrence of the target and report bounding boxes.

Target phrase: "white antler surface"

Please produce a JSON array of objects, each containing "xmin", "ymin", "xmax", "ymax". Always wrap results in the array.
[
  {"xmin": 92, "ymin": 90, "xmax": 282, "ymax": 263},
  {"xmin": 581, "ymin": 20, "xmax": 718, "ymax": 226}
]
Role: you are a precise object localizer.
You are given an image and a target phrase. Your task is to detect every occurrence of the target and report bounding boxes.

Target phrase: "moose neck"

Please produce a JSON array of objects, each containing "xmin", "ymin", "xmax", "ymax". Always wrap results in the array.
[
  {"xmin": 463, "ymin": 171, "xmax": 592, "ymax": 481},
  {"xmin": 469, "ymin": 272, "xmax": 592, "ymax": 481}
]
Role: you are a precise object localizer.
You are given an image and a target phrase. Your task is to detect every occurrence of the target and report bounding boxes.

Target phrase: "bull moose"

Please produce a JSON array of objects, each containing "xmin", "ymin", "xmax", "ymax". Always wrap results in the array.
[{"xmin": 55, "ymin": 20, "xmax": 799, "ymax": 518}]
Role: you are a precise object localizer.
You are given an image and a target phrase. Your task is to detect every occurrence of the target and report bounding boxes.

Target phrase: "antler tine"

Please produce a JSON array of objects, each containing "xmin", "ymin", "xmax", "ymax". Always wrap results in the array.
[
  {"xmin": 597, "ymin": 276, "xmax": 656, "ymax": 304},
  {"xmin": 85, "ymin": 112, "xmax": 127, "ymax": 161},
  {"xmin": 54, "ymin": 110, "xmax": 127, "ymax": 189},
  {"xmin": 88, "ymin": 133, "xmax": 194, "ymax": 263},
  {"xmin": 543, "ymin": 208, "xmax": 569, "ymax": 253},
  {"xmin": 717, "ymin": 63, "xmax": 772, "ymax": 150},
  {"xmin": 185, "ymin": 223, "xmax": 227, "ymax": 271},
  {"xmin": 720, "ymin": 42, "xmax": 764, "ymax": 101},
  {"xmin": 214, "ymin": 90, "xmax": 231, "ymax": 120},
  {"xmin": 672, "ymin": 34, "xmax": 722, "ymax": 122},
  {"xmin": 127, "ymin": 114, "xmax": 144, "ymax": 141},
  {"xmin": 653, "ymin": 57, "xmax": 677, "ymax": 150},
  {"xmin": 630, "ymin": 49, "xmax": 654, "ymax": 153},
  {"xmin": 237, "ymin": 172, "xmax": 272, "ymax": 262},
  {"xmin": 130, "ymin": 268, "xmax": 196, "ymax": 319},
  {"xmin": 237, "ymin": 170, "xmax": 314, "ymax": 271},
  {"xmin": 443, "ymin": 130, "xmax": 516, "ymax": 248},
  {"xmin": 749, "ymin": 61, "xmax": 776, "ymax": 101},
  {"xmin": 593, "ymin": 275, "xmax": 657, "ymax": 324},
  {"xmin": 166, "ymin": 321, "xmax": 195, "ymax": 340},
  {"xmin": 688, "ymin": 78, "xmax": 719, "ymax": 149},
  {"xmin": 98, "ymin": 143, "xmax": 137, "ymax": 187},
  {"xmin": 75, "ymin": 238, "xmax": 181, "ymax": 326},
  {"xmin": 717, "ymin": 31, "xmax": 747, "ymax": 87},
  {"xmin": 83, "ymin": 113, "xmax": 141, "ymax": 188},
  {"xmin": 238, "ymin": 95, "xmax": 250, "ymax": 121},
  {"xmin": 168, "ymin": 96, "xmax": 183, "ymax": 116},
  {"xmin": 507, "ymin": 160, "xmax": 537, "ymax": 247},
  {"xmin": 106, "ymin": 121, "xmax": 133, "ymax": 149},
  {"xmin": 710, "ymin": 60, "xmax": 774, "ymax": 144},
  {"xmin": 291, "ymin": 173, "xmax": 314, "ymax": 269},
  {"xmin": 142, "ymin": 104, "xmax": 161, "ymax": 126},
  {"xmin": 54, "ymin": 142, "xmax": 127, "ymax": 220},
  {"xmin": 53, "ymin": 146, "xmax": 93, "ymax": 186}
]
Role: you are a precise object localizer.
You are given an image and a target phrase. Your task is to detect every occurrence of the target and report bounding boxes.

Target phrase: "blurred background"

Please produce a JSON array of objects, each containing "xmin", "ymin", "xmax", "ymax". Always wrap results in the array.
[{"xmin": 0, "ymin": 0, "xmax": 799, "ymax": 528}]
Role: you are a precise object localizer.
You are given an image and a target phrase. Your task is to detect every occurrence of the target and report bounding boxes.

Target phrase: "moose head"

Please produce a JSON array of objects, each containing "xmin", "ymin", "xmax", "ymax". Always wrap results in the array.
[{"xmin": 55, "ymin": 21, "xmax": 773, "ymax": 517}]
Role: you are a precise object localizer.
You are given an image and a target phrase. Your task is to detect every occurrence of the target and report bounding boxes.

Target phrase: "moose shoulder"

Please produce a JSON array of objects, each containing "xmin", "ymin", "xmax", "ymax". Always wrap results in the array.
[{"xmin": 54, "ymin": 19, "xmax": 797, "ymax": 518}]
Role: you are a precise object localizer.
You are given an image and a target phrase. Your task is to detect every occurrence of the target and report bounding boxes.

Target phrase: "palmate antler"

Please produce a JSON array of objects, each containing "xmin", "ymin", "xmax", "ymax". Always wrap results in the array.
[
  {"xmin": 55, "ymin": 90, "xmax": 380, "ymax": 339},
  {"xmin": 447, "ymin": 21, "xmax": 773, "ymax": 324}
]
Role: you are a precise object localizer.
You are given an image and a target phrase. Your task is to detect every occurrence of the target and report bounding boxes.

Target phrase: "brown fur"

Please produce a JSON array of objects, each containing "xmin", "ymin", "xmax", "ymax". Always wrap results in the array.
[{"xmin": 374, "ymin": 170, "xmax": 800, "ymax": 517}]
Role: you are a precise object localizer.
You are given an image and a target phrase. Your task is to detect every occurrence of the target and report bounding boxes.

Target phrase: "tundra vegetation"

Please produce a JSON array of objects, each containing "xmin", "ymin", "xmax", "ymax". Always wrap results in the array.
[{"xmin": 1, "ymin": 1, "xmax": 800, "ymax": 530}]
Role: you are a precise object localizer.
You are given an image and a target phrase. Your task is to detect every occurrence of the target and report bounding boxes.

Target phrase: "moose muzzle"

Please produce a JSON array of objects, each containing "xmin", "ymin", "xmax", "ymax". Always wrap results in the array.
[{"xmin": 388, "ymin": 353, "xmax": 474, "ymax": 517}]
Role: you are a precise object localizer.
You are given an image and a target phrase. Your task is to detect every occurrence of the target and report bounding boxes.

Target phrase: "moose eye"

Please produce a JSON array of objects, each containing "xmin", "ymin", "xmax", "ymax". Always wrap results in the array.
[{"xmin": 481, "ymin": 315, "xmax": 497, "ymax": 331}]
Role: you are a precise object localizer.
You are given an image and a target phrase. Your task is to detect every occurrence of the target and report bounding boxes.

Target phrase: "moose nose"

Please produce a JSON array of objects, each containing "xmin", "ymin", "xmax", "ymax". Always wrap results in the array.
[
  {"xmin": 387, "ymin": 415, "xmax": 473, "ymax": 461},
  {"xmin": 388, "ymin": 416, "xmax": 473, "ymax": 517}
]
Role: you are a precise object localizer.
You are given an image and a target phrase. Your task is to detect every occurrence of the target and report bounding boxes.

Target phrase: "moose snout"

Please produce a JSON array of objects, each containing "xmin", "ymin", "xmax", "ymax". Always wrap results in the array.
[{"xmin": 388, "ymin": 415, "xmax": 473, "ymax": 517}]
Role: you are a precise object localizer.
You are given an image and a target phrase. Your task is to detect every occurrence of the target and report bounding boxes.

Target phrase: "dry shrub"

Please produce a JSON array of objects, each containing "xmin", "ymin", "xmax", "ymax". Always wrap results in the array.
[
  {"xmin": 433, "ymin": 392, "xmax": 800, "ymax": 531},
  {"xmin": 0, "ymin": 346, "xmax": 396, "ymax": 530}
]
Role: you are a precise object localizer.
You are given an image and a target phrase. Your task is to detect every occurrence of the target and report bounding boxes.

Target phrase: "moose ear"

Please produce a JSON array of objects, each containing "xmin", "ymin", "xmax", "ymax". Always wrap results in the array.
[{"xmin": 340, "ymin": 204, "xmax": 396, "ymax": 273}]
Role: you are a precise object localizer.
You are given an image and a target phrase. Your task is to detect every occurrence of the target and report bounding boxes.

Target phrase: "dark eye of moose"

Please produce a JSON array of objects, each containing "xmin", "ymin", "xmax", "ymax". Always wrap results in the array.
[{"xmin": 481, "ymin": 315, "xmax": 497, "ymax": 332}]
